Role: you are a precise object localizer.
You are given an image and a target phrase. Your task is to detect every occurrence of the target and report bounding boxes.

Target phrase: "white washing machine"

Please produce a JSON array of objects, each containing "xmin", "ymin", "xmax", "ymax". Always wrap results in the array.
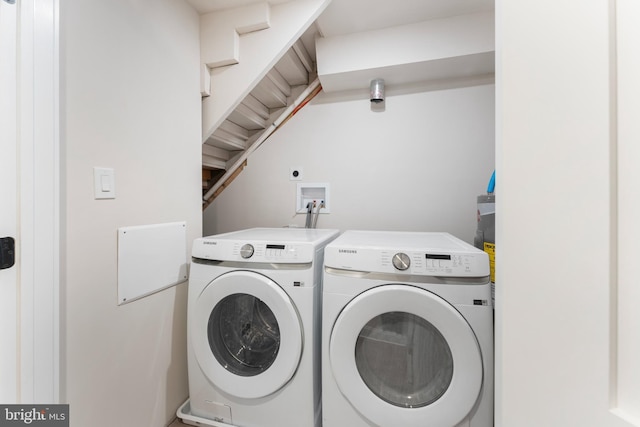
[
  {"xmin": 181, "ymin": 227, "xmax": 339, "ymax": 427},
  {"xmin": 322, "ymin": 230, "xmax": 493, "ymax": 427}
]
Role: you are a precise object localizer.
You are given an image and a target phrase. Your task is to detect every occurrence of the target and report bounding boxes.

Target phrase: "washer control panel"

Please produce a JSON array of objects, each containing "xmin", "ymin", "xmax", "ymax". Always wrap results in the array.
[
  {"xmin": 192, "ymin": 239, "xmax": 315, "ymax": 263},
  {"xmin": 192, "ymin": 228, "xmax": 339, "ymax": 264},
  {"xmin": 232, "ymin": 242, "xmax": 302, "ymax": 261}
]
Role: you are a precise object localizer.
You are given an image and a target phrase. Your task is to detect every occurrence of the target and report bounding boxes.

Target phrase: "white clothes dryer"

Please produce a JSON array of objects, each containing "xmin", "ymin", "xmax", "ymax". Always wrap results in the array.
[
  {"xmin": 183, "ymin": 228, "xmax": 339, "ymax": 427},
  {"xmin": 322, "ymin": 230, "xmax": 493, "ymax": 427}
]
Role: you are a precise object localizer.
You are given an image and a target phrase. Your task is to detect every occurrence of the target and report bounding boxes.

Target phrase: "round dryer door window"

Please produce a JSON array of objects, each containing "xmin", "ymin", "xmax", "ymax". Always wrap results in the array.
[
  {"xmin": 356, "ymin": 311, "xmax": 454, "ymax": 408},
  {"xmin": 192, "ymin": 270, "xmax": 303, "ymax": 399},
  {"xmin": 330, "ymin": 285, "xmax": 483, "ymax": 427}
]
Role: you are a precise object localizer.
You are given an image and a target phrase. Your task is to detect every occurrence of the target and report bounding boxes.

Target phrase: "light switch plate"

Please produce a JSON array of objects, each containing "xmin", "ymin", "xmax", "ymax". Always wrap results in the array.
[{"xmin": 94, "ymin": 167, "xmax": 115, "ymax": 199}]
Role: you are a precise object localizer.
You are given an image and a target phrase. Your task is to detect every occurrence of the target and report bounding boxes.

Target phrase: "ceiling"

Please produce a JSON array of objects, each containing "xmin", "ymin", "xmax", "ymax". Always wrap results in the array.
[{"xmin": 185, "ymin": 0, "xmax": 494, "ymax": 37}]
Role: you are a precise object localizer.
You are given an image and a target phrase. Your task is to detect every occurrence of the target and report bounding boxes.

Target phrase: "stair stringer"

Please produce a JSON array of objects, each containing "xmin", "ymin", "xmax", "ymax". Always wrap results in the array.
[
  {"xmin": 201, "ymin": 0, "xmax": 332, "ymax": 144},
  {"xmin": 202, "ymin": 78, "xmax": 322, "ymax": 207}
]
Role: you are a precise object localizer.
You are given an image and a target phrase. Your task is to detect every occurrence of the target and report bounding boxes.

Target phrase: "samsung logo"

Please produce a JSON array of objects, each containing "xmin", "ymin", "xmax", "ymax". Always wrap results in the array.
[
  {"xmin": 203, "ymin": 241, "xmax": 217, "ymax": 245},
  {"xmin": 339, "ymin": 249, "xmax": 357, "ymax": 254}
]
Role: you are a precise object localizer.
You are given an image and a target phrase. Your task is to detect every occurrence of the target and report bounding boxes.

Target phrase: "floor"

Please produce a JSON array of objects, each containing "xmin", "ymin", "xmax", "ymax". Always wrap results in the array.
[{"xmin": 168, "ymin": 419, "xmax": 190, "ymax": 427}]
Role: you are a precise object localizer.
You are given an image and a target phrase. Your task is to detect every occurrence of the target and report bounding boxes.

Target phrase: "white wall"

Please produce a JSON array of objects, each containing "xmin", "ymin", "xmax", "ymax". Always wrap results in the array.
[
  {"xmin": 495, "ymin": 0, "xmax": 636, "ymax": 426},
  {"xmin": 204, "ymin": 82, "xmax": 495, "ymax": 243},
  {"xmin": 61, "ymin": 0, "xmax": 201, "ymax": 425}
]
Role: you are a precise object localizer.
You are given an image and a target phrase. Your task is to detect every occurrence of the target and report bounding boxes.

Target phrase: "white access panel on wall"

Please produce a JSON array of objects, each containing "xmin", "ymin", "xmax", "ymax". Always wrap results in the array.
[{"xmin": 117, "ymin": 221, "xmax": 188, "ymax": 305}]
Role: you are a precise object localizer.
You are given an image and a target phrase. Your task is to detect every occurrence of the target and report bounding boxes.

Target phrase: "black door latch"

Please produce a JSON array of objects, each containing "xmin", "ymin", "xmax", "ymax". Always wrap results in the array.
[{"xmin": 1, "ymin": 237, "xmax": 15, "ymax": 270}]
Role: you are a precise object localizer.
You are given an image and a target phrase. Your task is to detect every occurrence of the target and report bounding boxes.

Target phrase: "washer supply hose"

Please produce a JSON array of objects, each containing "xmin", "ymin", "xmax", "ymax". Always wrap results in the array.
[
  {"xmin": 305, "ymin": 202, "xmax": 314, "ymax": 228},
  {"xmin": 312, "ymin": 201, "xmax": 324, "ymax": 229}
]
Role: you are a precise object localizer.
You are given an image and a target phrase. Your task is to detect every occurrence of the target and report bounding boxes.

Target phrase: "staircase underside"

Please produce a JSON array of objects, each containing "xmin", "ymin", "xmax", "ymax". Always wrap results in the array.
[
  {"xmin": 201, "ymin": 23, "xmax": 321, "ymax": 207},
  {"xmin": 199, "ymin": 7, "xmax": 495, "ymax": 209}
]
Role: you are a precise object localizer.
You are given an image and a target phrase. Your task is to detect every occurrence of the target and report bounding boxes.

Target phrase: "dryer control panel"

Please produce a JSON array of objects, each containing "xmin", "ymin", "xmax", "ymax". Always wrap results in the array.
[
  {"xmin": 324, "ymin": 231, "xmax": 490, "ymax": 278},
  {"xmin": 382, "ymin": 251, "xmax": 481, "ymax": 276}
]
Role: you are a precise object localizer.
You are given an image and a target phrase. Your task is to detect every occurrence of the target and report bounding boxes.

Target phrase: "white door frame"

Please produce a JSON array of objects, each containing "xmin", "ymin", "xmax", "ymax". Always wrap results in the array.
[
  {"xmin": 614, "ymin": 0, "xmax": 640, "ymax": 421},
  {"xmin": 17, "ymin": 0, "xmax": 61, "ymax": 404},
  {"xmin": 0, "ymin": 0, "xmax": 19, "ymax": 404},
  {"xmin": 495, "ymin": 0, "xmax": 639, "ymax": 425}
]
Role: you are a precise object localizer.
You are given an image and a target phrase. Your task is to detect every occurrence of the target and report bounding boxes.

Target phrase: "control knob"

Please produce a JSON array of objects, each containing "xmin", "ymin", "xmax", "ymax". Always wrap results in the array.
[
  {"xmin": 392, "ymin": 253, "xmax": 410, "ymax": 271},
  {"xmin": 240, "ymin": 244, "xmax": 254, "ymax": 259}
]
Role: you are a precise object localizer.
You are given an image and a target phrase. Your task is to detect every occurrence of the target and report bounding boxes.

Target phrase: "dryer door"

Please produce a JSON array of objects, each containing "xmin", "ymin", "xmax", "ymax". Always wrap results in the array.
[
  {"xmin": 329, "ymin": 284, "xmax": 483, "ymax": 427},
  {"xmin": 192, "ymin": 270, "xmax": 303, "ymax": 399}
]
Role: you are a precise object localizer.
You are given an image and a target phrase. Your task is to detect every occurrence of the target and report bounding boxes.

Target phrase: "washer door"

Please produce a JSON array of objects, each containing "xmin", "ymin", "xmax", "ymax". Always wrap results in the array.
[
  {"xmin": 192, "ymin": 270, "xmax": 303, "ymax": 399},
  {"xmin": 330, "ymin": 285, "xmax": 483, "ymax": 427}
]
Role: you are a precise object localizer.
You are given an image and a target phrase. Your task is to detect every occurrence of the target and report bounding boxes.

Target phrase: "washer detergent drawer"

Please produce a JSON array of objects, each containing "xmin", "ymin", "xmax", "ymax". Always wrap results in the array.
[{"xmin": 329, "ymin": 284, "xmax": 483, "ymax": 427}]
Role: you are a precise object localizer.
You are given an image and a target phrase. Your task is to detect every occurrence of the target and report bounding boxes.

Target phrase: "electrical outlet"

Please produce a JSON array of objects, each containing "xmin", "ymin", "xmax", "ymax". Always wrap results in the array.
[{"xmin": 289, "ymin": 167, "xmax": 303, "ymax": 181}]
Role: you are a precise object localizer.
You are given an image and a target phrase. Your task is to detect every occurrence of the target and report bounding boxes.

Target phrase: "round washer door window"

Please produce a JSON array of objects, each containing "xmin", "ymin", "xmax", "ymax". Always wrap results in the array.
[
  {"xmin": 208, "ymin": 293, "xmax": 280, "ymax": 377},
  {"xmin": 330, "ymin": 285, "xmax": 483, "ymax": 427},
  {"xmin": 192, "ymin": 270, "xmax": 302, "ymax": 399}
]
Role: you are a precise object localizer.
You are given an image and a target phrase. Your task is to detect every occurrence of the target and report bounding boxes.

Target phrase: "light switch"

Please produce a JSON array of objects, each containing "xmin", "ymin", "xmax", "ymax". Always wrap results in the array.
[
  {"xmin": 94, "ymin": 167, "xmax": 115, "ymax": 199},
  {"xmin": 101, "ymin": 175, "xmax": 111, "ymax": 192}
]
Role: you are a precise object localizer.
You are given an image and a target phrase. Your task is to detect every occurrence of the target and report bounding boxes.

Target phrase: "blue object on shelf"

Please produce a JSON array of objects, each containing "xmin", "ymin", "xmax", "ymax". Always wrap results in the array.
[{"xmin": 487, "ymin": 171, "xmax": 496, "ymax": 194}]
